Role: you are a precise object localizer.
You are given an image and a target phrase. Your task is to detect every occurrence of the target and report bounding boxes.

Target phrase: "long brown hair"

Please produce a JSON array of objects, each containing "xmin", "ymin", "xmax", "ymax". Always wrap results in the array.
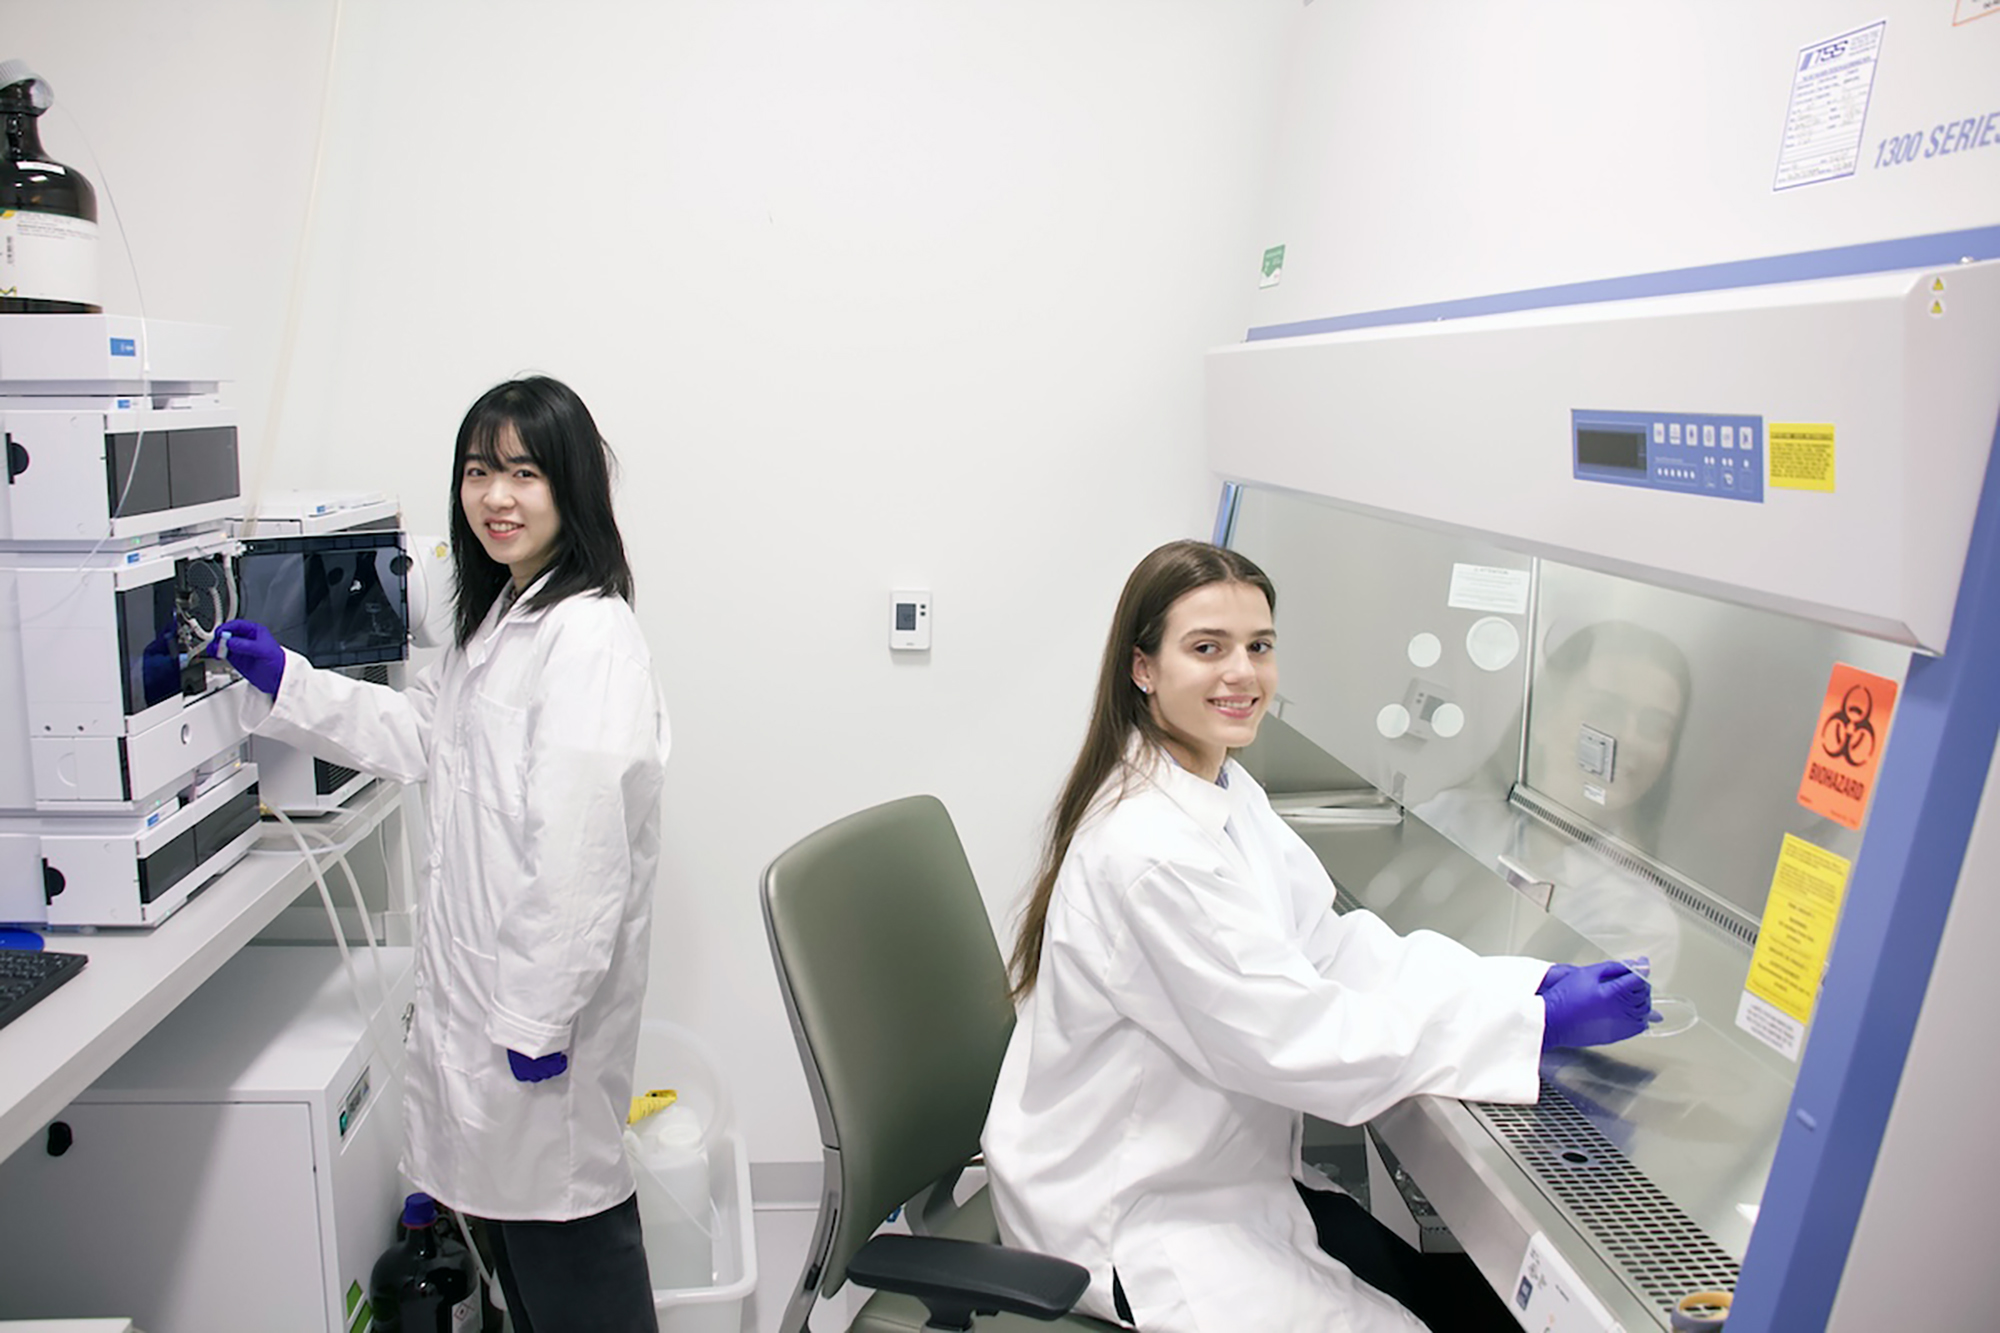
[{"xmin": 1007, "ymin": 539, "xmax": 1276, "ymax": 1000}]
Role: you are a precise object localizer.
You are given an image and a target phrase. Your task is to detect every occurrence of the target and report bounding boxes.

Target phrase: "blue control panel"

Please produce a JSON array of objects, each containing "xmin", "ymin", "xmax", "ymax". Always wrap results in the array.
[{"xmin": 1572, "ymin": 408, "xmax": 1765, "ymax": 503}]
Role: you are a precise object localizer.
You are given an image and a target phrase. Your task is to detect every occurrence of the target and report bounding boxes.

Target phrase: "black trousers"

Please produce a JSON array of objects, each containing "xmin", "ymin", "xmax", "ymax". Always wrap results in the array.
[
  {"xmin": 1292, "ymin": 1183, "xmax": 1520, "ymax": 1331},
  {"xmin": 477, "ymin": 1192, "xmax": 659, "ymax": 1333},
  {"xmin": 1112, "ymin": 1183, "xmax": 1517, "ymax": 1332}
]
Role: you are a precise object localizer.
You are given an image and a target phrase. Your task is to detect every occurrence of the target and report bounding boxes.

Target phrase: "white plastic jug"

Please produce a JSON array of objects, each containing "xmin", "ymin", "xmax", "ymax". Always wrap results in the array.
[{"xmin": 625, "ymin": 1100, "xmax": 713, "ymax": 1291}]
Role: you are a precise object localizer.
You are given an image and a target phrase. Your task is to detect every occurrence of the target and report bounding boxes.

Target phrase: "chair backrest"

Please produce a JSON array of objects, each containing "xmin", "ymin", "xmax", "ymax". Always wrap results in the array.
[{"xmin": 761, "ymin": 794, "xmax": 1018, "ymax": 1299}]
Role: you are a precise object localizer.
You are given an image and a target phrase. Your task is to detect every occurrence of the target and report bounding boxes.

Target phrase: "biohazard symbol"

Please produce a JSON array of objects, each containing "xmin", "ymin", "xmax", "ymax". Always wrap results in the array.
[{"xmin": 1820, "ymin": 685, "xmax": 1878, "ymax": 767}]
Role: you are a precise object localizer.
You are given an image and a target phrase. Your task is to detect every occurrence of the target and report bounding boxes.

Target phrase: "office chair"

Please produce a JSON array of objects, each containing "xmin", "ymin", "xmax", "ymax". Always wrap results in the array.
[{"xmin": 761, "ymin": 794, "xmax": 1116, "ymax": 1333}]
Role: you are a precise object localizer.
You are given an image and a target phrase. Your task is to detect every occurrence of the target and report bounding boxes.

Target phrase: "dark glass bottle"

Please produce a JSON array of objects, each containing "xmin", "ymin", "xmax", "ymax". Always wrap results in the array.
[
  {"xmin": 0, "ymin": 60, "xmax": 101, "ymax": 314},
  {"xmin": 429, "ymin": 1198, "xmax": 501, "ymax": 1331},
  {"xmin": 368, "ymin": 1193, "xmax": 478, "ymax": 1333}
]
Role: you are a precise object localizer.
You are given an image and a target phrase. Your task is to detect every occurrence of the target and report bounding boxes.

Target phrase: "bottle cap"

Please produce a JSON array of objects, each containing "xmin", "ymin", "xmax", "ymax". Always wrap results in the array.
[
  {"xmin": 640, "ymin": 1101, "xmax": 706, "ymax": 1150},
  {"xmin": 401, "ymin": 1192, "xmax": 437, "ymax": 1228},
  {"xmin": 0, "ymin": 61, "xmax": 51, "ymax": 111}
]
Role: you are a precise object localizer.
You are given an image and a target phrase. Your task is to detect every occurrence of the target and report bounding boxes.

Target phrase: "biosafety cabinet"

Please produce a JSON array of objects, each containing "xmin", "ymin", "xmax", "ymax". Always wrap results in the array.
[{"xmin": 1208, "ymin": 258, "xmax": 2000, "ymax": 1331}]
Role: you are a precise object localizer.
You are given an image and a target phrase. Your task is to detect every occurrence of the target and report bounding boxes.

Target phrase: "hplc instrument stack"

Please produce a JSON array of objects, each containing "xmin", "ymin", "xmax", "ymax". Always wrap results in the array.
[{"xmin": 0, "ymin": 314, "xmax": 261, "ymax": 928}]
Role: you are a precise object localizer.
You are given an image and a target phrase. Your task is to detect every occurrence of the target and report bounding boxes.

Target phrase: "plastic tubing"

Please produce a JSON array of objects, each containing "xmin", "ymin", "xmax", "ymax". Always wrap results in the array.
[
  {"xmin": 263, "ymin": 802, "xmax": 394, "ymax": 1052},
  {"xmin": 241, "ymin": 0, "xmax": 346, "ymax": 530},
  {"xmin": 22, "ymin": 85, "xmax": 154, "ymax": 614},
  {"xmin": 45, "ymin": 0, "xmax": 347, "ymax": 553}
]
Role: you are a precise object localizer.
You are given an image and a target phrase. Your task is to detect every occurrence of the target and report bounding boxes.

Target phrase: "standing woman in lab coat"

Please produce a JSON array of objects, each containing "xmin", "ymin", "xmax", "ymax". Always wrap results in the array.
[
  {"xmin": 209, "ymin": 376, "xmax": 668, "ymax": 1333},
  {"xmin": 982, "ymin": 539, "xmax": 1649, "ymax": 1333}
]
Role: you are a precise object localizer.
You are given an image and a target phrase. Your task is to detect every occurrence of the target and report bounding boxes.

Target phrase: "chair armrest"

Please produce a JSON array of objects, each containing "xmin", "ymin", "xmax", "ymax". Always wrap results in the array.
[{"xmin": 846, "ymin": 1232, "xmax": 1091, "ymax": 1330}]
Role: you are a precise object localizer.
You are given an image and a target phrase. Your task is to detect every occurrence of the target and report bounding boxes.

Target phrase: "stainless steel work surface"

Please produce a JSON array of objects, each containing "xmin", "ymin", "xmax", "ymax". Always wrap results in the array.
[{"xmin": 1289, "ymin": 805, "xmax": 1798, "ymax": 1322}]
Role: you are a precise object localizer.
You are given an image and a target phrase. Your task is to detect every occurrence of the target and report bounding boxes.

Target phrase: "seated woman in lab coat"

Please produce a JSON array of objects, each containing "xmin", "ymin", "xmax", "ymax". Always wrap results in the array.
[
  {"xmin": 206, "ymin": 376, "xmax": 669, "ymax": 1333},
  {"xmin": 982, "ymin": 539, "xmax": 1649, "ymax": 1333}
]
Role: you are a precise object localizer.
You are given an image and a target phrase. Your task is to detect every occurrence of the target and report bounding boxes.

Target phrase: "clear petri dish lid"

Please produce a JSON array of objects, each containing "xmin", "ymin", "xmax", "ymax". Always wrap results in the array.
[{"xmin": 1640, "ymin": 993, "xmax": 1698, "ymax": 1039}]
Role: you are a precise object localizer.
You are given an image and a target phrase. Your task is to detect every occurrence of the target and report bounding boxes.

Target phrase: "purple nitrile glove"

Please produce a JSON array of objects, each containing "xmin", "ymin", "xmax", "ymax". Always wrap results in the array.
[
  {"xmin": 1540, "ymin": 959, "xmax": 1652, "ymax": 1050},
  {"xmin": 508, "ymin": 1049, "xmax": 568, "ymax": 1083},
  {"xmin": 206, "ymin": 619, "xmax": 286, "ymax": 697},
  {"xmin": 1537, "ymin": 963, "xmax": 1581, "ymax": 995}
]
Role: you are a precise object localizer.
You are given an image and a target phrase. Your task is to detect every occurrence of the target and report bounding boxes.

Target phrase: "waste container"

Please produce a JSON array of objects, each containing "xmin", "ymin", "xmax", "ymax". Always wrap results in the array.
[{"xmin": 629, "ymin": 1020, "xmax": 758, "ymax": 1333}]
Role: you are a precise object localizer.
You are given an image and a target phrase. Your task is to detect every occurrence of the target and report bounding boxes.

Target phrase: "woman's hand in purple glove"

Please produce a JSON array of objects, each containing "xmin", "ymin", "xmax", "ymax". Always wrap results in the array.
[
  {"xmin": 508, "ymin": 1049, "xmax": 569, "ymax": 1083},
  {"xmin": 206, "ymin": 620, "xmax": 286, "ymax": 697},
  {"xmin": 1540, "ymin": 959, "xmax": 1652, "ymax": 1050}
]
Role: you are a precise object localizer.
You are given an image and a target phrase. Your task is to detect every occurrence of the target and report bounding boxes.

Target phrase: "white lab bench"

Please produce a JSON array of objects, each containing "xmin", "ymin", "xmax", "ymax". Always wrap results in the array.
[{"xmin": 0, "ymin": 778, "xmax": 405, "ymax": 1170}]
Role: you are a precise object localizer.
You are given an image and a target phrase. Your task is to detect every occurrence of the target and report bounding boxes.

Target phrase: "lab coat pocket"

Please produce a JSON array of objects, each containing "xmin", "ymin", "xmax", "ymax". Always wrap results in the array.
[
  {"xmin": 439, "ymin": 938, "xmax": 499, "ymax": 1076},
  {"xmin": 459, "ymin": 691, "xmax": 527, "ymax": 818}
]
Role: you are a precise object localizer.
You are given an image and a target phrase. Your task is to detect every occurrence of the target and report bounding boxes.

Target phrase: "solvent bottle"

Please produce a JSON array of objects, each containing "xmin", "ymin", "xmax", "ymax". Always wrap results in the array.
[
  {"xmin": 0, "ymin": 59, "xmax": 101, "ymax": 314},
  {"xmin": 626, "ymin": 1098, "xmax": 713, "ymax": 1290},
  {"xmin": 367, "ymin": 1192, "xmax": 480, "ymax": 1332}
]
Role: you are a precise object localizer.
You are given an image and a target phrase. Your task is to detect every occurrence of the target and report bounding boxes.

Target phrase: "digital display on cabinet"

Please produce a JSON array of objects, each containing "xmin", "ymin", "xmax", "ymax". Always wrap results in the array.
[{"xmin": 1577, "ymin": 428, "xmax": 1646, "ymax": 472}]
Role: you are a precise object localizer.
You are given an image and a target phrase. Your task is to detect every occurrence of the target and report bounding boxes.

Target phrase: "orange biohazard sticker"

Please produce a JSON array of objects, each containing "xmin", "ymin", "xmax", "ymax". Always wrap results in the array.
[{"xmin": 1796, "ymin": 663, "xmax": 1899, "ymax": 830}]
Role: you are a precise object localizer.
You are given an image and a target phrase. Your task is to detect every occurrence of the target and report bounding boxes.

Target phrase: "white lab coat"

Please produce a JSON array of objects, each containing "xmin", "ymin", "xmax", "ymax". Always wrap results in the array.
[
  {"xmin": 982, "ymin": 746, "xmax": 1547, "ymax": 1333},
  {"xmin": 243, "ymin": 583, "xmax": 668, "ymax": 1221}
]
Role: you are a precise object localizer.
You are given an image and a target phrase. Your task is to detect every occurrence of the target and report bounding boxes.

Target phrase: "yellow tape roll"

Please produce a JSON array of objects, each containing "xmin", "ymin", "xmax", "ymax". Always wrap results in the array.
[{"xmin": 1669, "ymin": 1290, "xmax": 1732, "ymax": 1331}]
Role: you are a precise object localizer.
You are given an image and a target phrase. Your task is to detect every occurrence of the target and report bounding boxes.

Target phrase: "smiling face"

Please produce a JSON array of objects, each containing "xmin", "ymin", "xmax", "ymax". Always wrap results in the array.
[
  {"xmin": 1132, "ymin": 580, "xmax": 1277, "ymax": 781},
  {"xmin": 460, "ymin": 422, "xmax": 563, "ymax": 591}
]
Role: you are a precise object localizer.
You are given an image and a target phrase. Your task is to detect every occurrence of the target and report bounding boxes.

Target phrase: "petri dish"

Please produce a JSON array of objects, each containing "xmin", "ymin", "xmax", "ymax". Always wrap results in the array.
[{"xmin": 1640, "ymin": 993, "xmax": 1698, "ymax": 1038}]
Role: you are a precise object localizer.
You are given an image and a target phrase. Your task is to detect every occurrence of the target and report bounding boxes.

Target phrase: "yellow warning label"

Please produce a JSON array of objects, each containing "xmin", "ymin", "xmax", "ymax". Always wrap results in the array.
[
  {"xmin": 1769, "ymin": 422, "xmax": 1836, "ymax": 492},
  {"xmin": 1931, "ymin": 276, "xmax": 1946, "ymax": 292},
  {"xmin": 1744, "ymin": 835, "xmax": 1851, "ymax": 1023},
  {"xmin": 1930, "ymin": 299, "xmax": 1946, "ymax": 317}
]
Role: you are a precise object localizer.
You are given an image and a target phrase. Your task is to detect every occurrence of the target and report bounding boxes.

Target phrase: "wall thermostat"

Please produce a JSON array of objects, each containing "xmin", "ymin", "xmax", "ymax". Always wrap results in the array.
[{"xmin": 890, "ymin": 589, "xmax": 931, "ymax": 651}]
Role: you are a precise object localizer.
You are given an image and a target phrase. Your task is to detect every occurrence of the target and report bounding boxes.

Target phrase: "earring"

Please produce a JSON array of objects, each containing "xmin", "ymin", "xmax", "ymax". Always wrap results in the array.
[{"xmin": 1139, "ymin": 683, "xmax": 1151, "ymax": 695}]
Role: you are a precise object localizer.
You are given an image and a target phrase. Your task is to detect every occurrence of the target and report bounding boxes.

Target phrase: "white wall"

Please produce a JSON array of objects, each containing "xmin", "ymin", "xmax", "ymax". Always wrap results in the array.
[
  {"xmin": 3, "ymin": 0, "xmax": 1302, "ymax": 1164},
  {"xmin": 1252, "ymin": 0, "xmax": 2000, "ymax": 325}
]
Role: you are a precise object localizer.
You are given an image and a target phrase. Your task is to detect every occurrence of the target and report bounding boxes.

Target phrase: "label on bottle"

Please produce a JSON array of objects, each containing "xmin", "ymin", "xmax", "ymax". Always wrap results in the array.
[
  {"xmin": 0, "ymin": 208, "xmax": 100, "ymax": 304},
  {"xmin": 450, "ymin": 1292, "xmax": 480, "ymax": 1329}
]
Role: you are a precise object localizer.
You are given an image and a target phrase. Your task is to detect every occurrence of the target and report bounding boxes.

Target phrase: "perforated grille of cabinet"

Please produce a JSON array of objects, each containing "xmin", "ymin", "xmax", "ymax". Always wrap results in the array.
[{"xmin": 1472, "ymin": 1078, "xmax": 1741, "ymax": 1318}]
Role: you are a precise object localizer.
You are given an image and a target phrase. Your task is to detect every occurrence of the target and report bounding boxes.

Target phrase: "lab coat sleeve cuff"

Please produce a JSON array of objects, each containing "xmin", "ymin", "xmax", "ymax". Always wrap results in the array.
[
  {"xmin": 237, "ymin": 673, "xmax": 277, "ymax": 733},
  {"xmin": 1474, "ymin": 959, "xmax": 1559, "ymax": 1104},
  {"xmin": 237, "ymin": 649, "xmax": 309, "ymax": 736},
  {"xmin": 1498, "ymin": 954, "xmax": 1557, "ymax": 993},
  {"xmin": 485, "ymin": 1005, "xmax": 575, "ymax": 1060}
]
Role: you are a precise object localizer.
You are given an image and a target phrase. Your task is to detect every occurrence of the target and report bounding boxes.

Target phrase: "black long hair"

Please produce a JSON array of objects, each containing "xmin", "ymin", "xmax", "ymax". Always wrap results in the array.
[
  {"xmin": 448, "ymin": 376, "xmax": 635, "ymax": 648},
  {"xmin": 1007, "ymin": 539, "xmax": 1276, "ymax": 1000}
]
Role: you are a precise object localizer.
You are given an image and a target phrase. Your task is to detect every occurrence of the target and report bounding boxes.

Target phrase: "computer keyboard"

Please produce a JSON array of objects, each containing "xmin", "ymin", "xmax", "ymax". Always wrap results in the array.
[{"xmin": 0, "ymin": 948, "xmax": 88, "ymax": 1032}]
